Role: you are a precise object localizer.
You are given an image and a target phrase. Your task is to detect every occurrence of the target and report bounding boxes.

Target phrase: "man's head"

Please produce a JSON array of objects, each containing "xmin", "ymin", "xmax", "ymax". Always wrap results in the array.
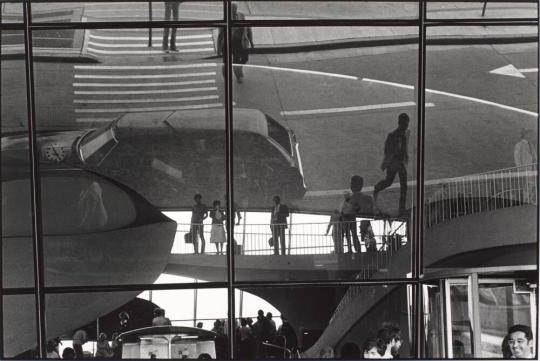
[
  {"xmin": 196, "ymin": 322, "xmax": 203, "ymax": 328},
  {"xmin": 258, "ymin": 309, "xmax": 264, "ymax": 317},
  {"xmin": 508, "ymin": 324, "xmax": 534, "ymax": 359},
  {"xmin": 266, "ymin": 312, "xmax": 273, "ymax": 319},
  {"xmin": 231, "ymin": 2, "xmax": 238, "ymax": 16},
  {"xmin": 350, "ymin": 175, "xmax": 364, "ymax": 192},
  {"xmin": 398, "ymin": 113, "xmax": 410, "ymax": 132},
  {"xmin": 154, "ymin": 308, "xmax": 165, "ymax": 317},
  {"xmin": 273, "ymin": 195, "xmax": 281, "ymax": 205},
  {"xmin": 377, "ymin": 324, "xmax": 402, "ymax": 355},
  {"xmin": 194, "ymin": 194, "xmax": 202, "ymax": 204}
]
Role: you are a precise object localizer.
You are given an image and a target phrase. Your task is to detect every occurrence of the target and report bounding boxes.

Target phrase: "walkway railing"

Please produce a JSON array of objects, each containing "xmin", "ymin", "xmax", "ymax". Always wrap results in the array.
[
  {"xmin": 171, "ymin": 221, "xmax": 407, "ymax": 257},
  {"xmin": 425, "ymin": 164, "xmax": 537, "ymax": 228}
]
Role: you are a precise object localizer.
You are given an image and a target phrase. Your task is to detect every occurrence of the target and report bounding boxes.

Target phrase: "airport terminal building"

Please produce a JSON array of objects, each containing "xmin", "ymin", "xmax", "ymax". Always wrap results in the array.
[{"xmin": 1, "ymin": 1, "xmax": 538, "ymax": 359}]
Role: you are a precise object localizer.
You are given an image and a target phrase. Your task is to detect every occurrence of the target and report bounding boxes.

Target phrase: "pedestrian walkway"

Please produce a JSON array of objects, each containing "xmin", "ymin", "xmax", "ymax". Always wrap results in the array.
[
  {"xmin": 73, "ymin": 61, "xmax": 223, "ymax": 123},
  {"xmin": 85, "ymin": 28, "xmax": 216, "ymax": 57}
]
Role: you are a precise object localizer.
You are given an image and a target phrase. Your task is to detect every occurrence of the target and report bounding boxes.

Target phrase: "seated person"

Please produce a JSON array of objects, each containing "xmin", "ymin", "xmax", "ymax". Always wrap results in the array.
[{"xmin": 506, "ymin": 324, "xmax": 534, "ymax": 359}]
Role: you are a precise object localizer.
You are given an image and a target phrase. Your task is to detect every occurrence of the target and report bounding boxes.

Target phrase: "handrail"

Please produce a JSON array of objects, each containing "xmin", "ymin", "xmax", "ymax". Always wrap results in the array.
[{"xmin": 425, "ymin": 164, "xmax": 537, "ymax": 227}]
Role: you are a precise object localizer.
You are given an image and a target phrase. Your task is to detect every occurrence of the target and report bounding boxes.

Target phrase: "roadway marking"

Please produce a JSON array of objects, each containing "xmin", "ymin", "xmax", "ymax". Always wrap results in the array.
[
  {"xmin": 490, "ymin": 64, "xmax": 538, "ymax": 78},
  {"xmin": 73, "ymin": 79, "xmax": 215, "ymax": 87},
  {"xmin": 87, "ymin": 40, "xmax": 213, "ymax": 48},
  {"xmin": 75, "ymin": 103, "xmax": 223, "ymax": 113},
  {"xmin": 75, "ymin": 63, "xmax": 217, "ymax": 70},
  {"xmin": 74, "ymin": 87, "xmax": 217, "ymax": 95},
  {"xmin": 362, "ymin": 78, "xmax": 538, "ymax": 117},
  {"xmin": 89, "ymin": 34, "xmax": 211, "ymax": 41},
  {"xmin": 281, "ymin": 102, "xmax": 434, "ymax": 117},
  {"xmin": 74, "ymin": 95, "xmax": 219, "ymax": 104},
  {"xmin": 83, "ymin": 2, "xmax": 222, "ymax": 7},
  {"xmin": 242, "ymin": 64, "xmax": 358, "ymax": 80},
  {"xmin": 75, "ymin": 72, "xmax": 216, "ymax": 79},
  {"xmin": 87, "ymin": 47, "xmax": 214, "ymax": 54}
]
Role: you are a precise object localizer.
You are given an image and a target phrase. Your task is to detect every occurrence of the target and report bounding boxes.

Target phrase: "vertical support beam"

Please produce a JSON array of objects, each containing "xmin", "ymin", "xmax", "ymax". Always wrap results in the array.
[
  {"xmin": 148, "ymin": 1, "xmax": 153, "ymax": 47},
  {"xmin": 444, "ymin": 280, "xmax": 453, "ymax": 359},
  {"xmin": 468, "ymin": 273, "xmax": 482, "ymax": 357},
  {"xmin": 23, "ymin": 2, "xmax": 47, "ymax": 358},
  {"xmin": 287, "ymin": 212, "xmax": 293, "ymax": 255},
  {"xmin": 413, "ymin": 0, "xmax": 427, "ymax": 358},
  {"xmin": 193, "ymin": 282, "xmax": 198, "ymax": 327},
  {"xmin": 224, "ymin": 1, "xmax": 235, "ymax": 358}
]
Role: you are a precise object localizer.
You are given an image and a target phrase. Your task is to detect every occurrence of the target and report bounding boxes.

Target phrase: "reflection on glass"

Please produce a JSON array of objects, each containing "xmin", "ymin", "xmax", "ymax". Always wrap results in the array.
[
  {"xmin": 427, "ymin": 2, "xmax": 538, "ymax": 19},
  {"xmin": 478, "ymin": 282, "xmax": 534, "ymax": 358},
  {"xmin": 4, "ymin": 295, "xmax": 36, "ymax": 358},
  {"xmin": 449, "ymin": 284, "xmax": 472, "ymax": 358},
  {"xmin": 0, "ymin": 2, "xmax": 23, "ymax": 23},
  {"xmin": 30, "ymin": 2, "xmax": 223, "ymax": 22},
  {"xmin": 46, "ymin": 290, "xmax": 231, "ymax": 359},
  {"xmin": 237, "ymin": 1, "xmax": 418, "ymax": 19},
  {"xmin": 424, "ymin": 28, "xmax": 538, "ymax": 274},
  {"xmin": 422, "ymin": 284, "xmax": 444, "ymax": 358},
  {"xmin": 238, "ymin": 284, "xmax": 412, "ymax": 359},
  {"xmin": 233, "ymin": 26, "xmax": 417, "ymax": 281}
]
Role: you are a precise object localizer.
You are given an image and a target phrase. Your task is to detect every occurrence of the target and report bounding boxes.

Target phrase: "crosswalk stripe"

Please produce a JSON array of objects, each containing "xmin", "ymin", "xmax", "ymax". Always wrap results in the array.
[
  {"xmin": 94, "ymin": 28, "xmax": 214, "ymax": 32},
  {"xmin": 89, "ymin": 34, "xmax": 211, "ymax": 41},
  {"xmin": 74, "ymin": 95, "xmax": 219, "ymax": 104},
  {"xmin": 281, "ymin": 102, "xmax": 434, "ymax": 116},
  {"xmin": 76, "ymin": 117, "xmax": 117, "ymax": 123},
  {"xmin": 74, "ymin": 87, "xmax": 218, "ymax": 95},
  {"xmin": 87, "ymin": 40, "xmax": 214, "ymax": 48},
  {"xmin": 75, "ymin": 63, "xmax": 217, "ymax": 70},
  {"xmin": 75, "ymin": 103, "xmax": 223, "ymax": 113},
  {"xmin": 85, "ymin": 9, "xmax": 221, "ymax": 15},
  {"xmin": 73, "ymin": 79, "xmax": 215, "ymax": 87},
  {"xmin": 83, "ymin": 2, "xmax": 222, "ymax": 8},
  {"xmin": 87, "ymin": 47, "xmax": 214, "ymax": 54},
  {"xmin": 75, "ymin": 72, "xmax": 216, "ymax": 79}
]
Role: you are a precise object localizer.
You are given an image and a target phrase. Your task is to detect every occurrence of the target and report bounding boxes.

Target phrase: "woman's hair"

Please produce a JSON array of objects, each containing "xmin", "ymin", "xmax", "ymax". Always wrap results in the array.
[
  {"xmin": 99, "ymin": 332, "xmax": 107, "ymax": 342},
  {"xmin": 362, "ymin": 338, "xmax": 385, "ymax": 358}
]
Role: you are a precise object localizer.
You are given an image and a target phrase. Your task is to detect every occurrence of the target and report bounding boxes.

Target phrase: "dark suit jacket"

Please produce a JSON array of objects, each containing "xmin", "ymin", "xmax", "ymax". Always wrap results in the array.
[{"xmin": 270, "ymin": 204, "xmax": 289, "ymax": 226}]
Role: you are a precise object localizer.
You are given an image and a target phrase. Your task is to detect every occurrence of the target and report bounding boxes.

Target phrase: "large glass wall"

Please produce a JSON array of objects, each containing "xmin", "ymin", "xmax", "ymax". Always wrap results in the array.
[{"xmin": 0, "ymin": 1, "xmax": 537, "ymax": 359}]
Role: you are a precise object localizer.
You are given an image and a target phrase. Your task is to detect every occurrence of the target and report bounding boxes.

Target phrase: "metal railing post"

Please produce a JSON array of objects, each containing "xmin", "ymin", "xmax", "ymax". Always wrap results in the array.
[{"xmin": 148, "ymin": 1, "xmax": 153, "ymax": 47}]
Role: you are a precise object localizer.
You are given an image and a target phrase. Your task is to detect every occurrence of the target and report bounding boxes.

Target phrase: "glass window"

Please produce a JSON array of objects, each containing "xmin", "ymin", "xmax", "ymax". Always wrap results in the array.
[
  {"xmin": 237, "ymin": 284, "xmax": 414, "ymax": 359},
  {"xmin": 4, "ymin": 295, "xmax": 37, "ymax": 358},
  {"xmin": 427, "ymin": 1, "xmax": 538, "ymax": 19},
  {"xmin": 0, "ymin": 2, "xmax": 23, "ymax": 24},
  {"xmin": 30, "ymin": 1, "xmax": 223, "ymax": 23},
  {"xmin": 424, "ymin": 27, "xmax": 538, "ymax": 273},
  {"xmin": 236, "ymin": 2, "xmax": 418, "ymax": 20},
  {"xmin": 233, "ymin": 26, "xmax": 417, "ymax": 280}
]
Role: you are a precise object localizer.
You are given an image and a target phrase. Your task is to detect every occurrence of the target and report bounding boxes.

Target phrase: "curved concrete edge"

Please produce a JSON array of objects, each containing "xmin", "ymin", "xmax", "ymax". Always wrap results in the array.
[
  {"xmin": 252, "ymin": 34, "xmax": 537, "ymax": 54},
  {"xmin": 0, "ymin": 49, "xmax": 100, "ymax": 63}
]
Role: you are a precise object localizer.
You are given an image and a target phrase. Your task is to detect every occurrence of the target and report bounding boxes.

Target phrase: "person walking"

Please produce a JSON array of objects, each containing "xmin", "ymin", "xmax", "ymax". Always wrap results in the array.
[
  {"xmin": 514, "ymin": 128, "xmax": 537, "ymax": 203},
  {"xmin": 373, "ymin": 113, "xmax": 410, "ymax": 216},
  {"xmin": 270, "ymin": 196, "xmax": 289, "ymax": 255},
  {"xmin": 162, "ymin": 1, "xmax": 181, "ymax": 52},
  {"xmin": 210, "ymin": 200, "xmax": 227, "ymax": 255},
  {"xmin": 190, "ymin": 194, "xmax": 208, "ymax": 254},
  {"xmin": 217, "ymin": 3, "xmax": 254, "ymax": 83}
]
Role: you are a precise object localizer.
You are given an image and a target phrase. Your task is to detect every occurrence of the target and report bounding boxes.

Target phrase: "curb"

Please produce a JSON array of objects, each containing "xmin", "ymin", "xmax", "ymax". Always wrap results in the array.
[
  {"xmin": 251, "ymin": 34, "xmax": 538, "ymax": 54},
  {"xmin": 0, "ymin": 49, "xmax": 100, "ymax": 63}
]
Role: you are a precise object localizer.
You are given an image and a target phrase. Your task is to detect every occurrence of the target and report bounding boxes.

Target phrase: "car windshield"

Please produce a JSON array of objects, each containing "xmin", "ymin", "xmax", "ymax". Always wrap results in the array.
[{"xmin": 265, "ymin": 115, "xmax": 291, "ymax": 155}]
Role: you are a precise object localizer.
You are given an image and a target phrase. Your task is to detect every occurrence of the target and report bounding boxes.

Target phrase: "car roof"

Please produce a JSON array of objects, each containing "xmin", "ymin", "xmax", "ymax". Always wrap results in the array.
[{"xmin": 115, "ymin": 108, "xmax": 269, "ymax": 137}]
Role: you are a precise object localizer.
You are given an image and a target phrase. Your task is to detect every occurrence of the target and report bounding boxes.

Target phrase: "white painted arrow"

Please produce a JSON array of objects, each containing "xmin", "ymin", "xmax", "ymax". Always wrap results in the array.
[{"xmin": 490, "ymin": 64, "xmax": 539, "ymax": 78}]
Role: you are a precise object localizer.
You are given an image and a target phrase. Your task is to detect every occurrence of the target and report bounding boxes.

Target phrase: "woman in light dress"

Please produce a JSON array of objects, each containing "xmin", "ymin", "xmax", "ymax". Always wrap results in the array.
[{"xmin": 210, "ymin": 200, "xmax": 227, "ymax": 255}]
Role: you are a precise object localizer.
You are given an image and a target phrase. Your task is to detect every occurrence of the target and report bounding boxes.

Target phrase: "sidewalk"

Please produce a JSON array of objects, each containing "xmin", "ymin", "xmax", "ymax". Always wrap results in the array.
[
  {"xmin": 1, "ymin": 2, "xmax": 537, "ymax": 58},
  {"xmin": 240, "ymin": 2, "xmax": 538, "ymax": 53}
]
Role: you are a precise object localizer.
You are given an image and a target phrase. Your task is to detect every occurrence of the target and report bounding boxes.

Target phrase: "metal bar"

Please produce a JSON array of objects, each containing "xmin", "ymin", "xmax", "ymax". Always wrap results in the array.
[
  {"xmin": 148, "ymin": 1, "xmax": 153, "ymax": 47},
  {"xmin": 23, "ymin": 2, "xmax": 47, "ymax": 358},
  {"xmin": 469, "ymin": 273, "xmax": 483, "ymax": 357}
]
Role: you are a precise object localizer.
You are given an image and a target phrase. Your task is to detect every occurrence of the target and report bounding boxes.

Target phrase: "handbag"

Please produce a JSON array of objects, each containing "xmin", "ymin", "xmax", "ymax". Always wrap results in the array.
[
  {"xmin": 268, "ymin": 237, "xmax": 274, "ymax": 247},
  {"xmin": 184, "ymin": 232, "xmax": 193, "ymax": 244}
]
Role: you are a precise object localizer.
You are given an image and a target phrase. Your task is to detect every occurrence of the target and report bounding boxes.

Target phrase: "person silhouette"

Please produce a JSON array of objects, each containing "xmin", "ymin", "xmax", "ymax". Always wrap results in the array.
[{"xmin": 162, "ymin": 1, "xmax": 181, "ymax": 52}]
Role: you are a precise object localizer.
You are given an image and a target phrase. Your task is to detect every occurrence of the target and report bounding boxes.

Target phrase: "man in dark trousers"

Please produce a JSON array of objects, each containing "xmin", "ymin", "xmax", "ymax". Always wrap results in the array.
[
  {"xmin": 162, "ymin": 1, "xmax": 181, "ymax": 51},
  {"xmin": 374, "ymin": 113, "xmax": 410, "ymax": 216},
  {"xmin": 191, "ymin": 194, "xmax": 208, "ymax": 254},
  {"xmin": 270, "ymin": 195, "xmax": 289, "ymax": 255}
]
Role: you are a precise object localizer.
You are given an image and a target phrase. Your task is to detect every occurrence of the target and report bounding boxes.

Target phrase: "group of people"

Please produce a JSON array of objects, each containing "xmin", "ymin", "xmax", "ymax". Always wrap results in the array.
[
  {"xmin": 324, "ymin": 323, "xmax": 402, "ymax": 360},
  {"xmin": 188, "ymin": 194, "xmax": 241, "ymax": 255}
]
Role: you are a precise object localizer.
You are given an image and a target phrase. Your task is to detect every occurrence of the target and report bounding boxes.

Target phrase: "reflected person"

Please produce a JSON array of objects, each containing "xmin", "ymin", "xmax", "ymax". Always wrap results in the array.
[
  {"xmin": 270, "ymin": 196, "xmax": 289, "ymax": 255},
  {"xmin": 162, "ymin": 1, "xmax": 181, "ymax": 51},
  {"xmin": 373, "ymin": 113, "xmax": 410, "ymax": 216},
  {"xmin": 191, "ymin": 194, "xmax": 208, "ymax": 254},
  {"xmin": 513, "ymin": 128, "xmax": 537, "ymax": 203}
]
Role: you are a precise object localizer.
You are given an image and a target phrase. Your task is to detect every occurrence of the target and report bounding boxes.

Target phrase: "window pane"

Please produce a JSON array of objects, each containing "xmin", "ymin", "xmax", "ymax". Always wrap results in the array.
[
  {"xmin": 233, "ymin": 26, "xmax": 417, "ymax": 281},
  {"xmin": 30, "ymin": 27, "xmax": 225, "ymax": 286},
  {"xmin": 427, "ymin": 1, "xmax": 538, "ymax": 19},
  {"xmin": 236, "ymin": 1, "xmax": 418, "ymax": 20},
  {"xmin": 1, "ymin": 2, "xmax": 23, "ymax": 23},
  {"xmin": 237, "ymin": 284, "xmax": 414, "ymax": 359},
  {"xmin": 47, "ymin": 290, "xmax": 229, "ymax": 359},
  {"xmin": 31, "ymin": 1, "xmax": 223, "ymax": 23},
  {"xmin": 4, "ymin": 295, "xmax": 37, "ymax": 358},
  {"xmin": 449, "ymin": 284, "xmax": 472, "ymax": 358},
  {"xmin": 424, "ymin": 27, "xmax": 538, "ymax": 275},
  {"xmin": 1, "ymin": 33, "xmax": 35, "ymax": 289}
]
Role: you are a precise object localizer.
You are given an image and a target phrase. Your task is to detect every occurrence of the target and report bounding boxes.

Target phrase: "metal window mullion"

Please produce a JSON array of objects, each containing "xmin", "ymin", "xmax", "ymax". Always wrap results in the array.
[
  {"xmin": 23, "ymin": 2, "xmax": 47, "ymax": 358},
  {"xmin": 413, "ymin": 1, "xmax": 427, "ymax": 358},
  {"xmin": 224, "ymin": 1, "xmax": 235, "ymax": 359},
  {"xmin": 468, "ymin": 273, "xmax": 482, "ymax": 357}
]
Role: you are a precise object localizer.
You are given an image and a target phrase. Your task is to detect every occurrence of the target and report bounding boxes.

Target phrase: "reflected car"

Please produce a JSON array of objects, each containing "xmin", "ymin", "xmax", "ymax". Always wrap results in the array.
[
  {"xmin": 118, "ymin": 326, "xmax": 227, "ymax": 359},
  {"xmin": 1, "ymin": 108, "xmax": 306, "ymax": 209}
]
